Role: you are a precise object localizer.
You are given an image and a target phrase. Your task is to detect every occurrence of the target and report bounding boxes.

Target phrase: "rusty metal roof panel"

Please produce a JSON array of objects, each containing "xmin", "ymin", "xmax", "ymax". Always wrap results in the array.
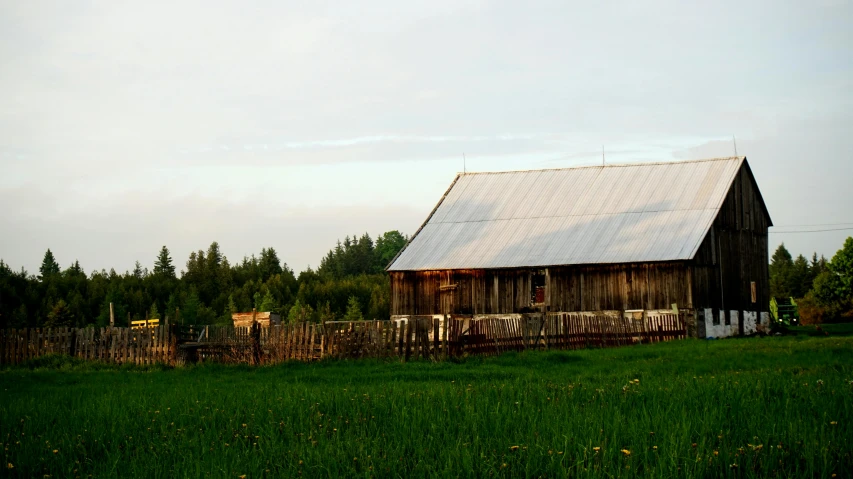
[{"xmin": 388, "ymin": 157, "xmax": 747, "ymax": 271}]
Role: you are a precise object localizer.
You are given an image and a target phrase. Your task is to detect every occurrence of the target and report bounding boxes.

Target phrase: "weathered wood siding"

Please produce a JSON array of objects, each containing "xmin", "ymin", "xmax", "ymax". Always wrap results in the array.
[
  {"xmin": 391, "ymin": 269, "xmax": 534, "ymax": 315},
  {"xmin": 391, "ymin": 263, "xmax": 692, "ymax": 315},
  {"xmin": 690, "ymin": 161, "xmax": 770, "ymax": 312},
  {"xmin": 547, "ymin": 263, "xmax": 692, "ymax": 311}
]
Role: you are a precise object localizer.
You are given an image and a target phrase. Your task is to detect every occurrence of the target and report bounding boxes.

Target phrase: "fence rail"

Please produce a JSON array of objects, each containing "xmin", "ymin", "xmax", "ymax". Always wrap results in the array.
[{"xmin": 0, "ymin": 311, "xmax": 688, "ymax": 366}]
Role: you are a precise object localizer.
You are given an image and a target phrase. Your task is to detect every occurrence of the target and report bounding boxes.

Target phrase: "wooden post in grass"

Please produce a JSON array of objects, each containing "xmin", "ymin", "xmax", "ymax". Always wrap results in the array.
[
  {"xmin": 250, "ymin": 320, "xmax": 261, "ymax": 365},
  {"xmin": 109, "ymin": 302, "xmax": 115, "ymax": 327}
]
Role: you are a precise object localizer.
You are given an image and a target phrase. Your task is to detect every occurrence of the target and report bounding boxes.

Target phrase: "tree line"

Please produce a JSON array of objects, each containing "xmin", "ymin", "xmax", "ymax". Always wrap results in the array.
[
  {"xmin": 0, "ymin": 231, "xmax": 408, "ymax": 328},
  {"xmin": 769, "ymin": 236, "xmax": 853, "ymax": 323}
]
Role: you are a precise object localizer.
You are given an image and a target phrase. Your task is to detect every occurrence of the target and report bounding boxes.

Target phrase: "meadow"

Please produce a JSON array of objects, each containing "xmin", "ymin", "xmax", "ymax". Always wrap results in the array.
[{"xmin": 2, "ymin": 333, "xmax": 851, "ymax": 478}]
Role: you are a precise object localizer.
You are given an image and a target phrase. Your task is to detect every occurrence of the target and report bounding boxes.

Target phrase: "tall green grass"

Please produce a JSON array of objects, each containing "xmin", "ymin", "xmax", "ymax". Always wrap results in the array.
[{"xmin": 2, "ymin": 337, "xmax": 851, "ymax": 478}]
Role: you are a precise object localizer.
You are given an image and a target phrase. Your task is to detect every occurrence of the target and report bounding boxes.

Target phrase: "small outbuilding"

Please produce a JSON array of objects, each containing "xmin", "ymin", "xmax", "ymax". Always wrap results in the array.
[
  {"xmin": 387, "ymin": 157, "xmax": 772, "ymax": 338},
  {"xmin": 231, "ymin": 311, "xmax": 281, "ymax": 328}
]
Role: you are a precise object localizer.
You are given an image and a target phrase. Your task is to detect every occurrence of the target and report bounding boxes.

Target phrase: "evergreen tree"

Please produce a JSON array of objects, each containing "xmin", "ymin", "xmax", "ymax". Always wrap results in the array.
[
  {"xmin": 791, "ymin": 254, "xmax": 811, "ymax": 298},
  {"xmin": 38, "ymin": 249, "xmax": 61, "ymax": 280},
  {"xmin": 258, "ymin": 247, "xmax": 283, "ymax": 282},
  {"xmin": 182, "ymin": 289, "xmax": 201, "ymax": 325},
  {"xmin": 133, "ymin": 261, "xmax": 144, "ymax": 279},
  {"xmin": 317, "ymin": 301, "xmax": 335, "ymax": 323},
  {"xmin": 343, "ymin": 296, "xmax": 364, "ymax": 322},
  {"xmin": 45, "ymin": 299, "xmax": 73, "ymax": 327},
  {"xmin": 148, "ymin": 302, "xmax": 160, "ymax": 319},
  {"xmin": 769, "ymin": 243, "xmax": 794, "ymax": 298},
  {"xmin": 154, "ymin": 246, "xmax": 176, "ymax": 278}
]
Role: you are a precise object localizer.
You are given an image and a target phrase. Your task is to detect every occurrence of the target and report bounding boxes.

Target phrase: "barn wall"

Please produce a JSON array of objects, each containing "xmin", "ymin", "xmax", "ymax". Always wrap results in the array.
[
  {"xmin": 547, "ymin": 263, "xmax": 692, "ymax": 311},
  {"xmin": 390, "ymin": 269, "xmax": 534, "ymax": 315},
  {"xmin": 391, "ymin": 262, "xmax": 692, "ymax": 315},
  {"xmin": 690, "ymin": 161, "xmax": 770, "ymax": 314}
]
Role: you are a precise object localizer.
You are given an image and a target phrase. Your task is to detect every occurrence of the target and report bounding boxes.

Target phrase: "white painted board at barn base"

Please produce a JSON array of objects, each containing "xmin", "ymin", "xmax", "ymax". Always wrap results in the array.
[{"xmin": 704, "ymin": 308, "xmax": 769, "ymax": 338}]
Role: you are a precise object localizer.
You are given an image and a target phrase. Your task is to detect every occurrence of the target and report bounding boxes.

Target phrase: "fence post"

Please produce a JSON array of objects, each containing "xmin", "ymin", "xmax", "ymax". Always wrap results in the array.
[
  {"xmin": 69, "ymin": 328, "xmax": 77, "ymax": 357},
  {"xmin": 250, "ymin": 321, "xmax": 261, "ymax": 365}
]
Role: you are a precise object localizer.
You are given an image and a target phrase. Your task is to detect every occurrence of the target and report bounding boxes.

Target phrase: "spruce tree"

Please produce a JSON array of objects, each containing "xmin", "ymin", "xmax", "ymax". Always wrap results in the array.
[
  {"xmin": 38, "ymin": 249, "xmax": 61, "ymax": 280},
  {"xmin": 343, "ymin": 296, "xmax": 364, "ymax": 322},
  {"xmin": 154, "ymin": 246, "xmax": 176, "ymax": 278}
]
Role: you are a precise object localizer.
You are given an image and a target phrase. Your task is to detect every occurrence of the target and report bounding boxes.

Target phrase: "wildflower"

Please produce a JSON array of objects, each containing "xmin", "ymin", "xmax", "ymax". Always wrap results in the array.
[
  {"xmin": 509, "ymin": 446, "xmax": 519, "ymax": 451},
  {"xmin": 593, "ymin": 447, "xmax": 601, "ymax": 452},
  {"xmin": 52, "ymin": 449, "xmax": 58, "ymax": 454},
  {"xmin": 652, "ymin": 446, "xmax": 658, "ymax": 450},
  {"xmin": 621, "ymin": 449, "xmax": 631, "ymax": 456},
  {"xmin": 692, "ymin": 443, "xmax": 697, "ymax": 448},
  {"xmin": 830, "ymin": 421, "xmax": 838, "ymax": 425},
  {"xmin": 6, "ymin": 463, "xmax": 13, "ymax": 469},
  {"xmin": 713, "ymin": 450, "xmax": 719, "ymax": 456}
]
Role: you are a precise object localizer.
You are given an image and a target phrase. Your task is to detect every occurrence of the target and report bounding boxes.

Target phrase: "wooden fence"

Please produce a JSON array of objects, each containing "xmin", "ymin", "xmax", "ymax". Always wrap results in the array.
[
  {"xmin": 0, "ymin": 311, "xmax": 688, "ymax": 366},
  {"xmin": 0, "ymin": 326, "xmax": 176, "ymax": 365}
]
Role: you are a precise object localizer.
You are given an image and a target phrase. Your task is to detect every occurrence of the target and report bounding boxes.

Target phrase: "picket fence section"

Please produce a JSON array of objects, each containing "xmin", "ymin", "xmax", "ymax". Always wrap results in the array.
[{"xmin": 0, "ymin": 311, "xmax": 688, "ymax": 366}]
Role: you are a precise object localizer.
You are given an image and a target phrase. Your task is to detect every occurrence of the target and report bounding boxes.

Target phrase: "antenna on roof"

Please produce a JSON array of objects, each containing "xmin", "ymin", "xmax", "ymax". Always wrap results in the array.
[
  {"xmin": 732, "ymin": 135, "xmax": 738, "ymax": 157},
  {"xmin": 463, "ymin": 153, "xmax": 466, "ymax": 174},
  {"xmin": 602, "ymin": 145, "xmax": 605, "ymax": 166}
]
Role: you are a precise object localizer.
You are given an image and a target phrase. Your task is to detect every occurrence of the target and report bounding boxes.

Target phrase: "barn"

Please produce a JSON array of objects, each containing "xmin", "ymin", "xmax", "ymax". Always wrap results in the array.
[{"xmin": 387, "ymin": 156, "xmax": 772, "ymax": 338}]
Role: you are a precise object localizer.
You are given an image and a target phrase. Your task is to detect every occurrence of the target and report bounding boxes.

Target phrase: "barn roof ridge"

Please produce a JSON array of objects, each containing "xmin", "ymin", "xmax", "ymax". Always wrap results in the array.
[{"xmin": 455, "ymin": 156, "xmax": 745, "ymax": 176}]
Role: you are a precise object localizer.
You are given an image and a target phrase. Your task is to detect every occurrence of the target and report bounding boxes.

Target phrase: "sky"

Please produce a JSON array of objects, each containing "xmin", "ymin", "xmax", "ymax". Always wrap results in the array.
[{"xmin": 1, "ymin": 0, "xmax": 851, "ymax": 275}]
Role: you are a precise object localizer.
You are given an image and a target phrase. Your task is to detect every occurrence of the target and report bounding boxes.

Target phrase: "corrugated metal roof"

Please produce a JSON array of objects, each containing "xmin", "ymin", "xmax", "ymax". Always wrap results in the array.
[{"xmin": 388, "ymin": 157, "xmax": 747, "ymax": 271}]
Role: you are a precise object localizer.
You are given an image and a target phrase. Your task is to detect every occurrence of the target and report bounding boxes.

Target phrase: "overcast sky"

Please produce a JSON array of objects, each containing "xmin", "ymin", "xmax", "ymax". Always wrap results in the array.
[{"xmin": 1, "ymin": 0, "xmax": 851, "ymax": 275}]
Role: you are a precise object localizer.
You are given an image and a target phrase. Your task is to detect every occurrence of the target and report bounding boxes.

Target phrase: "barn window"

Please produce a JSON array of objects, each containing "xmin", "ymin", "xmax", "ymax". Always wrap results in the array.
[
  {"xmin": 531, "ymin": 270, "xmax": 545, "ymax": 305},
  {"xmin": 712, "ymin": 309, "xmax": 720, "ymax": 326}
]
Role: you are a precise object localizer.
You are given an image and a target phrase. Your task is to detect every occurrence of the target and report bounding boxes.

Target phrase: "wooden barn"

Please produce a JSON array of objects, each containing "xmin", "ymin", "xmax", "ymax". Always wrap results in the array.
[{"xmin": 387, "ymin": 157, "xmax": 772, "ymax": 338}]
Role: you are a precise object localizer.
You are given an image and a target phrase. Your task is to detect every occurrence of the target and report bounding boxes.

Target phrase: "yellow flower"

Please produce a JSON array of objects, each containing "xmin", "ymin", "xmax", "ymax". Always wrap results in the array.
[
  {"xmin": 621, "ymin": 449, "xmax": 631, "ymax": 456},
  {"xmin": 830, "ymin": 421, "xmax": 838, "ymax": 425},
  {"xmin": 6, "ymin": 463, "xmax": 13, "ymax": 469},
  {"xmin": 713, "ymin": 450, "xmax": 719, "ymax": 456},
  {"xmin": 593, "ymin": 447, "xmax": 601, "ymax": 452},
  {"xmin": 509, "ymin": 446, "xmax": 519, "ymax": 451},
  {"xmin": 52, "ymin": 449, "xmax": 58, "ymax": 454}
]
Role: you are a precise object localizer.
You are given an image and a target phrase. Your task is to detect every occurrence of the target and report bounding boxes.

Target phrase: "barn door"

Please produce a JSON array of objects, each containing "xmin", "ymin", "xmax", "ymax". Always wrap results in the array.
[{"xmin": 439, "ymin": 272, "xmax": 456, "ymax": 315}]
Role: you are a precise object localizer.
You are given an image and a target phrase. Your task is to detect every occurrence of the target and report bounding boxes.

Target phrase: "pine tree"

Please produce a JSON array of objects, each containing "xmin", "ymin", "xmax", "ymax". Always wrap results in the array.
[
  {"xmin": 154, "ymin": 246, "xmax": 175, "ymax": 278},
  {"xmin": 38, "ymin": 249, "xmax": 61, "ymax": 280},
  {"xmin": 148, "ymin": 302, "xmax": 160, "ymax": 319}
]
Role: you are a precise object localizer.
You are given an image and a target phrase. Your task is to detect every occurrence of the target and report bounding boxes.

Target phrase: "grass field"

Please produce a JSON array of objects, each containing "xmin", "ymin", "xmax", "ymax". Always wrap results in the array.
[{"xmin": 2, "ymin": 336, "xmax": 851, "ymax": 478}]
